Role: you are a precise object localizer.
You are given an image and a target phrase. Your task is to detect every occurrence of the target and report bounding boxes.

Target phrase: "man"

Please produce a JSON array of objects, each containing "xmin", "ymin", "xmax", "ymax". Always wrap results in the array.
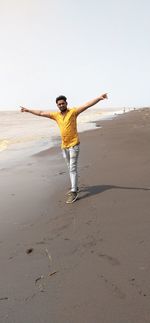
[{"xmin": 20, "ymin": 93, "xmax": 108, "ymax": 203}]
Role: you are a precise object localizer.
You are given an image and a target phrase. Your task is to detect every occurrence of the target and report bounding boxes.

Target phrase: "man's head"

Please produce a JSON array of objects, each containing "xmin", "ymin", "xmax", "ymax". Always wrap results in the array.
[{"xmin": 56, "ymin": 95, "xmax": 68, "ymax": 112}]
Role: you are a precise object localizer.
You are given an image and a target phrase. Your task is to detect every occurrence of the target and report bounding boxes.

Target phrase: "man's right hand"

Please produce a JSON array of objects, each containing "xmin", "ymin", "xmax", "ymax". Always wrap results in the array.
[
  {"xmin": 20, "ymin": 107, "xmax": 51, "ymax": 118},
  {"xmin": 20, "ymin": 106, "xmax": 29, "ymax": 112}
]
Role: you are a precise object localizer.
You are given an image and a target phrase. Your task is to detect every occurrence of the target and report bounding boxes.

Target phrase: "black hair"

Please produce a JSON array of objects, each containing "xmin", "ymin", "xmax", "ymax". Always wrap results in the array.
[{"xmin": 56, "ymin": 95, "xmax": 67, "ymax": 103}]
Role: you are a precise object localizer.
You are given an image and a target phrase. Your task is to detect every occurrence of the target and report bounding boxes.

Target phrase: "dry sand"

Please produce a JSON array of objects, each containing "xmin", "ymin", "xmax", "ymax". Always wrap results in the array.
[{"xmin": 0, "ymin": 108, "xmax": 150, "ymax": 323}]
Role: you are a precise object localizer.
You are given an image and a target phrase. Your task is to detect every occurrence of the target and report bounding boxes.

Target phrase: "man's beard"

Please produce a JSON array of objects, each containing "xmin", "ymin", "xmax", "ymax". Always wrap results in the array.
[{"xmin": 60, "ymin": 107, "xmax": 67, "ymax": 112}]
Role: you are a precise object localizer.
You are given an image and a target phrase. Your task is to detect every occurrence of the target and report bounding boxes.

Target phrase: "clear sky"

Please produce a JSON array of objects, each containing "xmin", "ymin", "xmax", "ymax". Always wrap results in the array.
[{"xmin": 0, "ymin": 0, "xmax": 150, "ymax": 110}]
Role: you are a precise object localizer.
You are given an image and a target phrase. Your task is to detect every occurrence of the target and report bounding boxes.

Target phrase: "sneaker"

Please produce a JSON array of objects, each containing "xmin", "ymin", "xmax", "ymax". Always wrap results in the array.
[
  {"xmin": 66, "ymin": 191, "xmax": 78, "ymax": 204},
  {"xmin": 66, "ymin": 187, "xmax": 79, "ymax": 195}
]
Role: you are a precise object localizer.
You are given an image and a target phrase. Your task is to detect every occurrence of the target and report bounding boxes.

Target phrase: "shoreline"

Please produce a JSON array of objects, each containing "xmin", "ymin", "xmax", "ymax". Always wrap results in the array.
[
  {"xmin": 0, "ymin": 108, "xmax": 150, "ymax": 322},
  {"xmin": 0, "ymin": 107, "xmax": 134, "ymax": 164},
  {"xmin": 32, "ymin": 108, "xmax": 129, "ymax": 159}
]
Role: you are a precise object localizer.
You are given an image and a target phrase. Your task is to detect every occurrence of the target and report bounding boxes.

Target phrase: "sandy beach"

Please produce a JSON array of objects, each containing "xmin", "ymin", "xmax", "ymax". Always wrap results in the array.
[{"xmin": 0, "ymin": 108, "xmax": 150, "ymax": 323}]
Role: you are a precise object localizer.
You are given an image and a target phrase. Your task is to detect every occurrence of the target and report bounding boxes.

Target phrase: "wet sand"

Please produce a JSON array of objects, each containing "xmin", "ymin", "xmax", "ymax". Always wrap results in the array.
[{"xmin": 0, "ymin": 108, "xmax": 150, "ymax": 322}]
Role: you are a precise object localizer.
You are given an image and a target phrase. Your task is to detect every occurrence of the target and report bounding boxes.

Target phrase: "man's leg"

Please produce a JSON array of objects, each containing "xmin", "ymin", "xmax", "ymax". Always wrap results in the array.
[
  {"xmin": 62, "ymin": 148, "xmax": 70, "ymax": 170},
  {"xmin": 62, "ymin": 148, "xmax": 72, "ymax": 192},
  {"xmin": 69, "ymin": 144, "xmax": 80, "ymax": 192},
  {"xmin": 62, "ymin": 145, "xmax": 80, "ymax": 203}
]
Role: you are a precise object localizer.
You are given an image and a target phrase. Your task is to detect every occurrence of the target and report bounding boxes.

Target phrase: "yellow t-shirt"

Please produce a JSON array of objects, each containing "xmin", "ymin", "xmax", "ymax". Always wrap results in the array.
[{"xmin": 49, "ymin": 108, "xmax": 80, "ymax": 149}]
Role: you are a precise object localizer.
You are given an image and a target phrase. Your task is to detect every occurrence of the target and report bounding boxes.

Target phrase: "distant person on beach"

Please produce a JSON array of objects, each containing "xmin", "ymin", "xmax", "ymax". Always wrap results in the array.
[{"xmin": 20, "ymin": 93, "xmax": 108, "ymax": 203}]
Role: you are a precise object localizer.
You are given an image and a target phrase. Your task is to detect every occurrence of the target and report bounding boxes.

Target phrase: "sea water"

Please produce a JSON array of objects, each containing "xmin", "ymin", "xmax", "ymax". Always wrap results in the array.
[{"xmin": 0, "ymin": 107, "xmax": 128, "ymax": 169}]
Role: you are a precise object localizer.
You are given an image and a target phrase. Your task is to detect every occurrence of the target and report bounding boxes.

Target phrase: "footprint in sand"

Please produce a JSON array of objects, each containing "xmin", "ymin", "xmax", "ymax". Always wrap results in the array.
[
  {"xmin": 100, "ymin": 274, "xmax": 126, "ymax": 300},
  {"xmin": 98, "ymin": 253, "xmax": 120, "ymax": 266},
  {"xmin": 129, "ymin": 278, "xmax": 147, "ymax": 297}
]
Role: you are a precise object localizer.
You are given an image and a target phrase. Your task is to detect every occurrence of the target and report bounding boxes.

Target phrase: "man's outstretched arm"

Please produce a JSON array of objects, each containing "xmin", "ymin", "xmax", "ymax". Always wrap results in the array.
[
  {"xmin": 76, "ymin": 93, "xmax": 108, "ymax": 115},
  {"xmin": 20, "ymin": 106, "xmax": 51, "ymax": 118}
]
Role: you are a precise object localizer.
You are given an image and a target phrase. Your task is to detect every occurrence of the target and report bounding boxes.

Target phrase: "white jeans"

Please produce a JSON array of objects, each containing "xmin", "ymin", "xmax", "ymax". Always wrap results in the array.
[{"xmin": 62, "ymin": 144, "xmax": 80, "ymax": 192}]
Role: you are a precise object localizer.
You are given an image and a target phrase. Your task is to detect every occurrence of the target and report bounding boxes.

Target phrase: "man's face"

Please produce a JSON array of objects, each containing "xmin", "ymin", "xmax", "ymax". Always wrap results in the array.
[{"xmin": 57, "ymin": 100, "xmax": 67, "ymax": 112}]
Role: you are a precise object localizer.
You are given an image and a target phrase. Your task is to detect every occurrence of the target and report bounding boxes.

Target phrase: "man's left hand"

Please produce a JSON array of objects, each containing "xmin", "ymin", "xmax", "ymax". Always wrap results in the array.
[{"xmin": 101, "ymin": 93, "xmax": 108, "ymax": 100}]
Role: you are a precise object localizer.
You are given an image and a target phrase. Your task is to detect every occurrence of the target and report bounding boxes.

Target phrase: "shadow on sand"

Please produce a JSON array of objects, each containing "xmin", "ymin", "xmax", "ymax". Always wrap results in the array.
[{"xmin": 79, "ymin": 184, "xmax": 150, "ymax": 200}]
